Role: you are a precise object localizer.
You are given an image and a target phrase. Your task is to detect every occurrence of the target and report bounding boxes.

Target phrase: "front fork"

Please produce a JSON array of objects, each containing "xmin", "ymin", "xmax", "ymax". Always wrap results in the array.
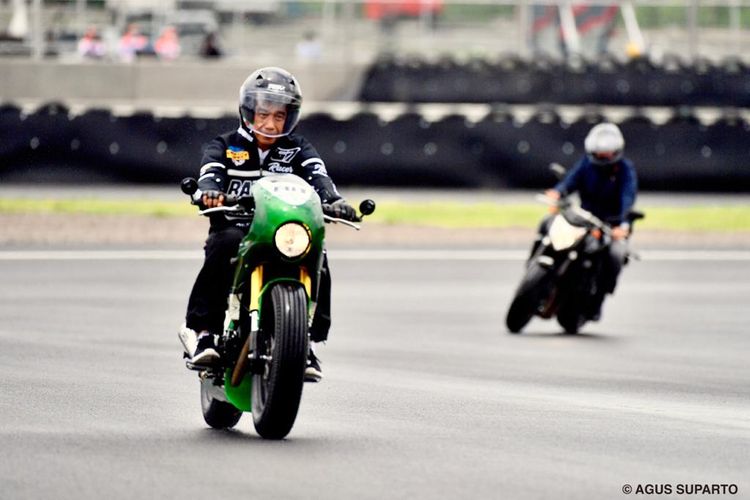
[
  {"xmin": 228, "ymin": 265, "xmax": 263, "ymax": 387},
  {"xmin": 229, "ymin": 265, "xmax": 314, "ymax": 387},
  {"xmin": 534, "ymin": 239, "xmax": 579, "ymax": 319}
]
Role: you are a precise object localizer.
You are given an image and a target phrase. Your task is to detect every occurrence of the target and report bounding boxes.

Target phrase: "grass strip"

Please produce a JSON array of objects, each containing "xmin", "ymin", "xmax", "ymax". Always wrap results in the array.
[
  {"xmin": 0, "ymin": 198, "xmax": 193, "ymax": 217},
  {"xmin": 0, "ymin": 198, "xmax": 748, "ymax": 232}
]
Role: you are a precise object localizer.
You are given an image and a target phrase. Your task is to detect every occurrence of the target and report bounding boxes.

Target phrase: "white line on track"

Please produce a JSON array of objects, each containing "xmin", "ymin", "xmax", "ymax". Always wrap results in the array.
[{"xmin": 1, "ymin": 249, "xmax": 750, "ymax": 261}]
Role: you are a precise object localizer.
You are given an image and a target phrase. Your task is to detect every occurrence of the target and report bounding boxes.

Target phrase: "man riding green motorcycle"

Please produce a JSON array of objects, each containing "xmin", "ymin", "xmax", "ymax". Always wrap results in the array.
[{"xmin": 181, "ymin": 66, "xmax": 359, "ymax": 383}]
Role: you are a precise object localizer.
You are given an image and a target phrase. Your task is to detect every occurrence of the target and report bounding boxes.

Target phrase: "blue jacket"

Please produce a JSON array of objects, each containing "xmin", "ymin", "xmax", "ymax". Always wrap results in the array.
[{"xmin": 554, "ymin": 156, "xmax": 638, "ymax": 226}]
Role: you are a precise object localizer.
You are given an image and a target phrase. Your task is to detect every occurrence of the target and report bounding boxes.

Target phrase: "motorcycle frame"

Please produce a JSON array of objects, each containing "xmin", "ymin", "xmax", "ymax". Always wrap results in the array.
[{"xmin": 533, "ymin": 211, "xmax": 609, "ymax": 317}]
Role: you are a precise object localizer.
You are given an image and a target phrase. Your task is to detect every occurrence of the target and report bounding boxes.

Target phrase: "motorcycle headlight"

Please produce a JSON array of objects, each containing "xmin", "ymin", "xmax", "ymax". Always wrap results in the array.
[{"xmin": 274, "ymin": 222, "xmax": 311, "ymax": 259}]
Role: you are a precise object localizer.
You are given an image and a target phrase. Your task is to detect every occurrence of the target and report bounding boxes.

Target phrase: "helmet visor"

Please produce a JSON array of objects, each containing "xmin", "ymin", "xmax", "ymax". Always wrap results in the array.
[
  {"xmin": 592, "ymin": 151, "xmax": 619, "ymax": 163},
  {"xmin": 240, "ymin": 89, "xmax": 301, "ymax": 139}
]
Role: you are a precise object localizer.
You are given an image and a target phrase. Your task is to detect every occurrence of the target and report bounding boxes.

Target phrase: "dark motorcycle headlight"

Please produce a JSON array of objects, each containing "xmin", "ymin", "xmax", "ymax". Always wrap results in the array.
[{"xmin": 274, "ymin": 222, "xmax": 311, "ymax": 259}]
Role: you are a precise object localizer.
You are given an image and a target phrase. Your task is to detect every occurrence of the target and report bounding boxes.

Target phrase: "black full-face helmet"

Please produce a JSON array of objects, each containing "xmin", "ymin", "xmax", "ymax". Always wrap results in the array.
[
  {"xmin": 584, "ymin": 122, "xmax": 625, "ymax": 165},
  {"xmin": 239, "ymin": 66, "xmax": 302, "ymax": 138}
]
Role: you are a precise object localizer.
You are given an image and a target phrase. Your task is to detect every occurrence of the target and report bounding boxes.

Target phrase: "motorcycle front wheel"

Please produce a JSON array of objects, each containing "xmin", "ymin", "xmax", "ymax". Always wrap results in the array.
[
  {"xmin": 556, "ymin": 305, "xmax": 585, "ymax": 334},
  {"xmin": 252, "ymin": 282, "xmax": 308, "ymax": 439},
  {"xmin": 506, "ymin": 261, "xmax": 551, "ymax": 333}
]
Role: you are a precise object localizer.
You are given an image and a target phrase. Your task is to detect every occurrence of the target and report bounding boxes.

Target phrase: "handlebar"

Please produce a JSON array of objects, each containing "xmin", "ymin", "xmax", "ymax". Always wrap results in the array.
[
  {"xmin": 190, "ymin": 193, "xmax": 254, "ymax": 216},
  {"xmin": 322, "ymin": 199, "xmax": 377, "ymax": 231},
  {"xmin": 323, "ymin": 214, "xmax": 361, "ymax": 230},
  {"xmin": 180, "ymin": 178, "xmax": 254, "ymax": 216},
  {"xmin": 537, "ymin": 192, "xmax": 646, "ymax": 238},
  {"xmin": 535, "ymin": 193, "xmax": 609, "ymax": 234},
  {"xmin": 181, "ymin": 177, "xmax": 375, "ymax": 226},
  {"xmin": 198, "ymin": 204, "xmax": 247, "ymax": 216}
]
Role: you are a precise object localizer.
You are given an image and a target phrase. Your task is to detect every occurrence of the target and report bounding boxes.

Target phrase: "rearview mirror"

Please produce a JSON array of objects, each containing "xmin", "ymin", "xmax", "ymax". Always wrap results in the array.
[
  {"xmin": 359, "ymin": 199, "xmax": 376, "ymax": 216},
  {"xmin": 181, "ymin": 177, "xmax": 198, "ymax": 195},
  {"xmin": 549, "ymin": 163, "xmax": 567, "ymax": 180}
]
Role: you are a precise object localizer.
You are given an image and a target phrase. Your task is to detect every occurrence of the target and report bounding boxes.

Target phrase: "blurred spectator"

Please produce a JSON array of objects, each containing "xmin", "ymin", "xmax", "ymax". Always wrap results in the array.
[
  {"xmin": 365, "ymin": 0, "xmax": 442, "ymax": 32},
  {"xmin": 199, "ymin": 32, "xmax": 223, "ymax": 59},
  {"xmin": 155, "ymin": 25, "xmax": 181, "ymax": 61},
  {"xmin": 118, "ymin": 23, "xmax": 148, "ymax": 63},
  {"xmin": 295, "ymin": 31, "xmax": 322, "ymax": 62},
  {"xmin": 7, "ymin": 0, "xmax": 29, "ymax": 40},
  {"xmin": 77, "ymin": 26, "xmax": 106, "ymax": 60}
]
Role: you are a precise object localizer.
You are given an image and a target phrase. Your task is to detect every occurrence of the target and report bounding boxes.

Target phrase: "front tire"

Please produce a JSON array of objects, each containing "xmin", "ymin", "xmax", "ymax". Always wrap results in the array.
[
  {"xmin": 252, "ymin": 283, "xmax": 308, "ymax": 439},
  {"xmin": 506, "ymin": 262, "xmax": 551, "ymax": 333},
  {"xmin": 201, "ymin": 379, "xmax": 242, "ymax": 429},
  {"xmin": 557, "ymin": 305, "xmax": 584, "ymax": 334}
]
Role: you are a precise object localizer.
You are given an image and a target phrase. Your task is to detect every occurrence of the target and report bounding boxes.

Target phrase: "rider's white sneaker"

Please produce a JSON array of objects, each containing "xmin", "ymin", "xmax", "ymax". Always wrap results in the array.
[
  {"xmin": 178, "ymin": 324, "xmax": 199, "ymax": 358},
  {"xmin": 305, "ymin": 350, "xmax": 323, "ymax": 383},
  {"xmin": 179, "ymin": 325, "xmax": 220, "ymax": 365},
  {"xmin": 190, "ymin": 331, "xmax": 220, "ymax": 366}
]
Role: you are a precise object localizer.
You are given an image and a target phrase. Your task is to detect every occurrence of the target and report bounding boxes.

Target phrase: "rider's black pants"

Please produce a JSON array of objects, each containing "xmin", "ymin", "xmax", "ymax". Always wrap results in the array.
[
  {"xmin": 185, "ymin": 225, "xmax": 332, "ymax": 341},
  {"xmin": 601, "ymin": 239, "xmax": 627, "ymax": 294}
]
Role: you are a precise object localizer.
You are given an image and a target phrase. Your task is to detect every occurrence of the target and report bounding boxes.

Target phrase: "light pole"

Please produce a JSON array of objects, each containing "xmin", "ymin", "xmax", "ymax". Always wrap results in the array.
[{"xmin": 32, "ymin": 0, "xmax": 44, "ymax": 60}]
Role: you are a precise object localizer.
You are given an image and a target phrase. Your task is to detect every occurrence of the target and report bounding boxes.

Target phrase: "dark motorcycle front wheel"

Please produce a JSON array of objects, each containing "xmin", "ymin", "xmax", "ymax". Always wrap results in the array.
[
  {"xmin": 252, "ymin": 282, "xmax": 308, "ymax": 439},
  {"xmin": 506, "ymin": 261, "xmax": 551, "ymax": 333},
  {"xmin": 556, "ymin": 305, "xmax": 585, "ymax": 334}
]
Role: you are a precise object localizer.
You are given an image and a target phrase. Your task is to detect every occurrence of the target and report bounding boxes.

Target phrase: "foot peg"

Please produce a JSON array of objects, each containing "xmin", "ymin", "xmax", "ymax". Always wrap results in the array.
[{"xmin": 185, "ymin": 361, "xmax": 205, "ymax": 371}]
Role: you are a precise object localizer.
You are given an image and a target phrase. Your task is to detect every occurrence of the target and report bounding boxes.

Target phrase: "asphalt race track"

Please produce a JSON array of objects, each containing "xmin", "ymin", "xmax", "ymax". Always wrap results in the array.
[{"xmin": 0, "ymin": 249, "xmax": 748, "ymax": 499}]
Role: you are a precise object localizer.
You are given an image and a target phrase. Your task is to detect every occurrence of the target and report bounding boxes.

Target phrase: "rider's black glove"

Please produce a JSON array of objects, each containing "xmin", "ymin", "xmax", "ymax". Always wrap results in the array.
[
  {"xmin": 201, "ymin": 190, "xmax": 224, "ymax": 208},
  {"xmin": 323, "ymin": 200, "xmax": 359, "ymax": 222}
]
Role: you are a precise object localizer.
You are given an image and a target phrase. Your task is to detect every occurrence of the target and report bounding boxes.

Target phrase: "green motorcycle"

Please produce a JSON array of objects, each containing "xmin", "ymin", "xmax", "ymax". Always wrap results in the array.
[{"xmin": 179, "ymin": 174, "xmax": 375, "ymax": 439}]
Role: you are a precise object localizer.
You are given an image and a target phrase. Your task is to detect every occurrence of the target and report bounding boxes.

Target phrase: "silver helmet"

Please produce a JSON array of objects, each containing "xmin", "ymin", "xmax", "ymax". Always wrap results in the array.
[{"xmin": 584, "ymin": 122, "xmax": 624, "ymax": 165}]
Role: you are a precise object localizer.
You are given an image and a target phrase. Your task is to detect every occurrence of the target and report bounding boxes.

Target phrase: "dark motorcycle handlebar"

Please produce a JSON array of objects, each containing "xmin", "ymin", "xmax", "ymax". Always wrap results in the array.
[
  {"xmin": 322, "ymin": 199, "xmax": 376, "ymax": 224},
  {"xmin": 181, "ymin": 177, "xmax": 373, "ymax": 220},
  {"xmin": 180, "ymin": 177, "xmax": 253, "ymax": 211}
]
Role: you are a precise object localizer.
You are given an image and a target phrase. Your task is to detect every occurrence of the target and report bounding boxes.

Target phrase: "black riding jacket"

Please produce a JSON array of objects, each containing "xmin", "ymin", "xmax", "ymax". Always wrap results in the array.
[{"xmin": 197, "ymin": 126, "xmax": 342, "ymax": 228}]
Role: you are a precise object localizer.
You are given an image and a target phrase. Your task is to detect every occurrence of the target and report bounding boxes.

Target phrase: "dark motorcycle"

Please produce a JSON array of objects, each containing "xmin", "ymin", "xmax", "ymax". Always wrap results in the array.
[{"xmin": 506, "ymin": 188, "xmax": 643, "ymax": 334}]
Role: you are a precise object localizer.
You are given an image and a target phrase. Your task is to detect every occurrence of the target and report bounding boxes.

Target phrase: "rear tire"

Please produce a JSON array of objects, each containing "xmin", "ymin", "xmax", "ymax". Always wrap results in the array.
[
  {"xmin": 252, "ymin": 283, "xmax": 308, "ymax": 439},
  {"xmin": 506, "ymin": 262, "xmax": 551, "ymax": 333},
  {"xmin": 201, "ymin": 380, "xmax": 242, "ymax": 429}
]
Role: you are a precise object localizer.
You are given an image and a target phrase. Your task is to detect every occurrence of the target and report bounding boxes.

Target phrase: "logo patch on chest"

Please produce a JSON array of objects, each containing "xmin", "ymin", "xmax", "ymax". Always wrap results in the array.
[
  {"xmin": 271, "ymin": 147, "xmax": 301, "ymax": 164},
  {"xmin": 267, "ymin": 162, "xmax": 294, "ymax": 174},
  {"xmin": 226, "ymin": 146, "xmax": 250, "ymax": 166}
]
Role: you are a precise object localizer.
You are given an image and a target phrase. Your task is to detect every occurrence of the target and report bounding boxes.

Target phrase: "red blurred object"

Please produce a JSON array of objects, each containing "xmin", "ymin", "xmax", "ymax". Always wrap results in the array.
[{"xmin": 365, "ymin": 0, "xmax": 443, "ymax": 20}]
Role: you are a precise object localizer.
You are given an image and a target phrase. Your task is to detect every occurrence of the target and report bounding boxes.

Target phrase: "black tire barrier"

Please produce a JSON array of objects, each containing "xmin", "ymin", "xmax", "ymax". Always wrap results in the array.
[
  {"xmin": 359, "ymin": 53, "xmax": 750, "ymax": 107},
  {"xmin": 0, "ymin": 103, "xmax": 25, "ymax": 166},
  {"xmin": 2, "ymin": 107, "xmax": 237, "ymax": 183},
  {"xmin": 1, "ymin": 102, "xmax": 749, "ymax": 191}
]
